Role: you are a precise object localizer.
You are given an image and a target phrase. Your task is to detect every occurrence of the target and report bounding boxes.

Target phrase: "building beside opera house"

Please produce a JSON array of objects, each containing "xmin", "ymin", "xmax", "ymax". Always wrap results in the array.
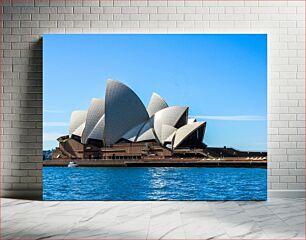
[{"xmin": 52, "ymin": 80, "xmax": 266, "ymax": 161}]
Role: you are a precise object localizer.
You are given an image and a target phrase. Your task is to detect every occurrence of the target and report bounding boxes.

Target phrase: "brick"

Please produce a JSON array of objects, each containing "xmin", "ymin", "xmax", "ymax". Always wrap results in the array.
[
  {"xmin": 148, "ymin": 0, "xmax": 167, "ymax": 7},
  {"xmin": 288, "ymin": 183, "xmax": 305, "ymax": 189},
  {"xmin": 130, "ymin": 14, "xmax": 149, "ymax": 21},
  {"xmin": 195, "ymin": 7, "xmax": 209, "ymax": 14},
  {"xmin": 31, "ymin": 13, "xmax": 49, "ymax": 20},
  {"xmin": 83, "ymin": 0, "xmax": 99, "ymax": 6},
  {"xmin": 49, "ymin": 14, "xmax": 65, "ymax": 20},
  {"xmin": 158, "ymin": 20, "xmax": 176, "ymax": 28},
  {"xmin": 218, "ymin": 1, "xmax": 244, "ymax": 6},
  {"xmin": 74, "ymin": 21, "xmax": 90, "ymax": 28},
  {"xmin": 139, "ymin": 21, "xmax": 158, "ymax": 28},
  {"xmin": 12, "ymin": 13, "xmax": 31, "ymax": 20},
  {"xmin": 12, "ymin": 0, "xmax": 34, "ymax": 7},
  {"xmin": 3, "ymin": 176, "xmax": 20, "ymax": 183},
  {"xmin": 280, "ymin": 162, "xmax": 296, "ymax": 169},
  {"xmin": 74, "ymin": 7, "xmax": 90, "ymax": 14},
  {"xmin": 90, "ymin": 21, "xmax": 107, "ymax": 28},
  {"xmin": 20, "ymin": 177, "xmax": 37, "ymax": 183},
  {"xmin": 103, "ymin": 6, "xmax": 121, "ymax": 14},
  {"xmin": 12, "ymin": 28, "xmax": 31, "ymax": 35},
  {"xmin": 49, "ymin": 0, "xmax": 65, "ymax": 6},
  {"xmin": 57, "ymin": 21, "xmax": 73, "ymax": 28},
  {"xmin": 4, "ymin": 20, "xmax": 20, "ymax": 28},
  {"xmin": 131, "ymin": 0, "xmax": 148, "ymax": 7},
  {"xmin": 139, "ymin": 7, "xmax": 157, "ymax": 14},
  {"xmin": 185, "ymin": 0, "xmax": 202, "ymax": 6},
  {"xmin": 65, "ymin": 14, "xmax": 83, "ymax": 21},
  {"xmin": 35, "ymin": 0, "xmax": 49, "ymax": 6},
  {"xmin": 65, "ymin": 0, "xmax": 82, "ymax": 6},
  {"xmin": 99, "ymin": 13, "xmax": 113, "ymax": 20},
  {"xmin": 21, "ymin": 21, "xmax": 39, "ymax": 28},
  {"xmin": 90, "ymin": 6, "xmax": 104, "ymax": 13},
  {"xmin": 21, "ymin": 6, "xmax": 39, "ymax": 14},
  {"xmin": 3, "ymin": 6, "xmax": 22, "ymax": 14},
  {"xmin": 121, "ymin": 7, "xmax": 138, "ymax": 14},
  {"xmin": 121, "ymin": 20, "xmax": 139, "ymax": 28},
  {"xmin": 185, "ymin": 14, "xmax": 202, "ymax": 21},
  {"xmin": 289, "ymin": 169, "xmax": 305, "ymax": 176},
  {"xmin": 113, "ymin": 14, "xmax": 129, "ymax": 21},
  {"xmin": 12, "ymin": 170, "xmax": 28, "ymax": 177},
  {"xmin": 280, "ymin": 176, "xmax": 296, "ymax": 183},
  {"xmin": 219, "ymin": 14, "xmax": 244, "ymax": 21},
  {"xmin": 107, "ymin": 21, "xmax": 121, "ymax": 28},
  {"xmin": 271, "ymin": 183, "xmax": 288, "ymax": 189},
  {"xmin": 39, "ymin": 21, "xmax": 57, "ymax": 28},
  {"xmin": 168, "ymin": 14, "xmax": 184, "ymax": 21},
  {"xmin": 210, "ymin": 21, "xmax": 234, "ymax": 28},
  {"xmin": 83, "ymin": 13, "xmax": 99, "ymax": 20},
  {"xmin": 57, "ymin": 6, "xmax": 73, "ymax": 14},
  {"xmin": 158, "ymin": 7, "xmax": 176, "ymax": 14},
  {"xmin": 176, "ymin": 7, "xmax": 196, "ymax": 14},
  {"xmin": 150, "ymin": 14, "xmax": 167, "ymax": 21}
]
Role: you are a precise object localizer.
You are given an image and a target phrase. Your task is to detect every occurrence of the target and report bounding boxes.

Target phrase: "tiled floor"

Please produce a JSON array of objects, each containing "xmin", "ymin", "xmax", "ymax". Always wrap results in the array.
[{"xmin": 1, "ymin": 198, "xmax": 305, "ymax": 239}]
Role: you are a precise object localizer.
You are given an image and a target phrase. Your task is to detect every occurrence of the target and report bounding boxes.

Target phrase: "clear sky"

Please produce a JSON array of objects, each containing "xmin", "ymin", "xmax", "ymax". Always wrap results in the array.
[{"xmin": 43, "ymin": 34, "xmax": 267, "ymax": 151}]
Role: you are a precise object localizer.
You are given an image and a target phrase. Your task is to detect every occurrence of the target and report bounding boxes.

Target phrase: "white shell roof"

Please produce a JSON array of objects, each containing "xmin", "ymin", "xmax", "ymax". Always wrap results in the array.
[
  {"xmin": 173, "ymin": 121, "xmax": 206, "ymax": 149},
  {"xmin": 67, "ymin": 80, "xmax": 206, "ymax": 148},
  {"xmin": 136, "ymin": 128, "xmax": 156, "ymax": 142},
  {"xmin": 161, "ymin": 124, "xmax": 176, "ymax": 144},
  {"xmin": 153, "ymin": 106, "xmax": 188, "ymax": 144},
  {"xmin": 136, "ymin": 117, "xmax": 156, "ymax": 142},
  {"xmin": 147, "ymin": 92, "xmax": 168, "ymax": 117},
  {"xmin": 121, "ymin": 122, "xmax": 145, "ymax": 142},
  {"xmin": 72, "ymin": 122, "xmax": 86, "ymax": 137},
  {"xmin": 69, "ymin": 111, "xmax": 87, "ymax": 137},
  {"xmin": 164, "ymin": 131, "xmax": 176, "ymax": 143},
  {"xmin": 81, "ymin": 98, "xmax": 105, "ymax": 144},
  {"xmin": 87, "ymin": 114, "xmax": 105, "ymax": 141},
  {"xmin": 104, "ymin": 80, "xmax": 149, "ymax": 145}
]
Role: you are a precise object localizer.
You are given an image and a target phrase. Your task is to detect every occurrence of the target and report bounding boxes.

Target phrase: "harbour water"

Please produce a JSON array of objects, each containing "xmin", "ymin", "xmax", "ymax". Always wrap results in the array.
[{"xmin": 43, "ymin": 167, "xmax": 267, "ymax": 201}]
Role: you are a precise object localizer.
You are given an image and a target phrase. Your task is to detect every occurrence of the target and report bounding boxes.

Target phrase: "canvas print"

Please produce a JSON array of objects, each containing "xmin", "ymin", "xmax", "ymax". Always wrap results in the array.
[{"xmin": 43, "ymin": 34, "xmax": 267, "ymax": 200}]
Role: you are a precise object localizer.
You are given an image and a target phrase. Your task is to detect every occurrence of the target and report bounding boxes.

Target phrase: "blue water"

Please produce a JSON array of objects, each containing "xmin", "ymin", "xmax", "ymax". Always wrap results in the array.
[{"xmin": 43, "ymin": 167, "xmax": 267, "ymax": 200}]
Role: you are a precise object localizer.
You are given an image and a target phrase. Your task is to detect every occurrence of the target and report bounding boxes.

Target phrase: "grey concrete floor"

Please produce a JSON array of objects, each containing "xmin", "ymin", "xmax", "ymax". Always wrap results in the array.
[{"xmin": 1, "ymin": 198, "xmax": 305, "ymax": 239}]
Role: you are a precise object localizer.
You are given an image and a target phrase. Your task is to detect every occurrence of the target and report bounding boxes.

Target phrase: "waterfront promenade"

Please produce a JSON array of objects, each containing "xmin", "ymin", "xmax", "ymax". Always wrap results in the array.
[{"xmin": 43, "ymin": 158, "xmax": 267, "ymax": 168}]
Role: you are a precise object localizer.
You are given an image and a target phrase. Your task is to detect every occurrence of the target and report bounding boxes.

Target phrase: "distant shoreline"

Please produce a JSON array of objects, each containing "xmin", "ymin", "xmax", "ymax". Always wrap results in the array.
[{"xmin": 43, "ymin": 158, "xmax": 267, "ymax": 168}]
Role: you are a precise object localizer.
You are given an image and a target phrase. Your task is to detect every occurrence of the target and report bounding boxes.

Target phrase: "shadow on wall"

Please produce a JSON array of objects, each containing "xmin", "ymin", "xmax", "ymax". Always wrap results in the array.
[{"xmin": 2, "ymin": 38, "xmax": 43, "ymax": 201}]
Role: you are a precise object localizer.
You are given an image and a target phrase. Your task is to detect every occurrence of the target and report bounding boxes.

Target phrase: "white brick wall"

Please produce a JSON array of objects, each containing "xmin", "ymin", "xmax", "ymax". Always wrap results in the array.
[{"xmin": 1, "ymin": 0, "xmax": 305, "ymax": 199}]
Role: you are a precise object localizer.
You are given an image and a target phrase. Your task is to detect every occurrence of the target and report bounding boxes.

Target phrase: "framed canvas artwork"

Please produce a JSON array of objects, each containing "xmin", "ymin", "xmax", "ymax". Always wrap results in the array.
[{"xmin": 43, "ymin": 34, "xmax": 267, "ymax": 200}]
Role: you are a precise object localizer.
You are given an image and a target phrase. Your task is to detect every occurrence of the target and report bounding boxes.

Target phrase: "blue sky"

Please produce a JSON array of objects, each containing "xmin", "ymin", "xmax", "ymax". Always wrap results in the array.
[{"xmin": 43, "ymin": 34, "xmax": 267, "ymax": 151}]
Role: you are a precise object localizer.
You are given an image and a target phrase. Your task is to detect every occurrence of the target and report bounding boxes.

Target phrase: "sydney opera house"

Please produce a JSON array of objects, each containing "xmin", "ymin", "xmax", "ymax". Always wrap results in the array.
[
  {"xmin": 52, "ymin": 80, "xmax": 209, "ymax": 160},
  {"xmin": 52, "ymin": 80, "xmax": 266, "ymax": 162}
]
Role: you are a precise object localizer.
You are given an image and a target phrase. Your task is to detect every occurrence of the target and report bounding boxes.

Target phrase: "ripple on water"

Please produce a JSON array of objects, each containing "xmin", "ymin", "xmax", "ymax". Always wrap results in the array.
[{"xmin": 43, "ymin": 167, "xmax": 267, "ymax": 200}]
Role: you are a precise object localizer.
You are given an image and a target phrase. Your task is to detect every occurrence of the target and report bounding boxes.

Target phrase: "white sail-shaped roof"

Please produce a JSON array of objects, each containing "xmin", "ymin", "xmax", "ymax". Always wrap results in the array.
[
  {"xmin": 72, "ymin": 122, "xmax": 86, "ymax": 137},
  {"xmin": 136, "ymin": 117, "xmax": 156, "ymax": 142},
  {"xmin": 69, "ymin": 111, "xmax": 87, "ymax": 137},
  {"xmin": 164, "ymin": 131, "xmax": 176, "ymax": 143},
  {"xmin": 137, "ymin": 128, "xmax": 156, "ymax": 142},
  {"xmin": 121, "ymin": 122, "xmax": 145, "ymax": 142},
  {"xmin": 81, "ymin": 98, "xmax": 105, "ymax": 144},
  {"xmin": 173, "ymin": 121, "xmax": 206, "ymax": 149},
  {"xmin": 153, "ymin": 106, "xmax": 188, "ymax": 144},
  {"xmin": 147, "ymin": 92, "xmax": 168, "ymax": 117},
  {"xmin": 161, "ymin": 124, "xmax": 176, "ymax": 144},
  {"xmin": 105, "ymin": 80, "xmax": 149, "ymax": 145},
  {"xmin": 87, "ymin": 115, "xmax": 105, "ymax": 141}
]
